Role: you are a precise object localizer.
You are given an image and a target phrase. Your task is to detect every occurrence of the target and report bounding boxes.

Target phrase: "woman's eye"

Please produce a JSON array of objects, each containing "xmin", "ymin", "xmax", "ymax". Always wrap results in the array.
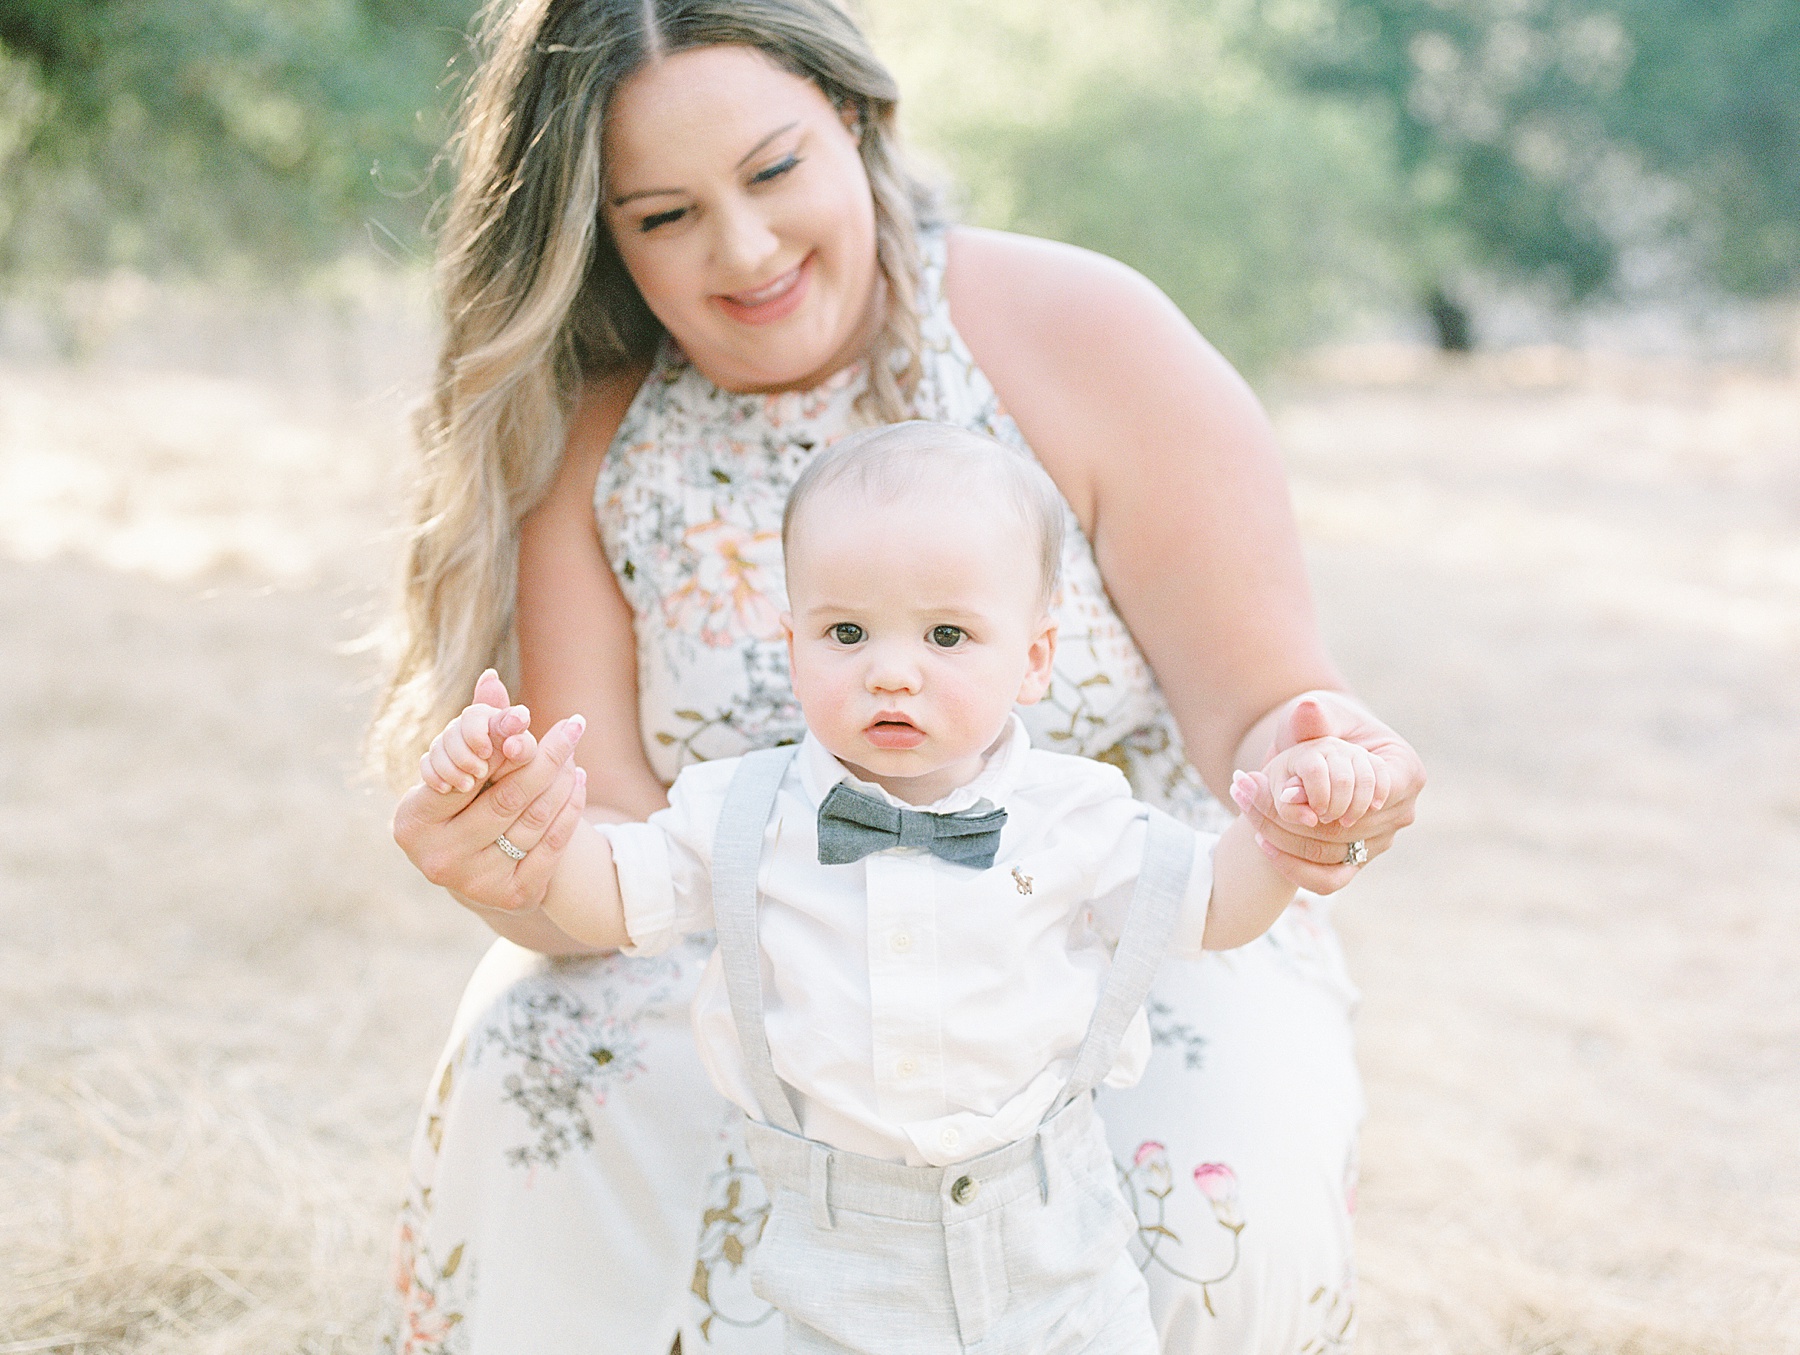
[
  {"xmin": 930, "ymin": 626, "xmax": 965, "ymax": 648},
  {"xmin": 639, "ymin": 207, "xmax": 686, "ymax": 232},
  {"xmin": 750, "ymin": 155, "xmax": 800, "ymax": 185},
  {"xmin": 830, "ymin": 623, "xmax": 864, "ymax": 645}
]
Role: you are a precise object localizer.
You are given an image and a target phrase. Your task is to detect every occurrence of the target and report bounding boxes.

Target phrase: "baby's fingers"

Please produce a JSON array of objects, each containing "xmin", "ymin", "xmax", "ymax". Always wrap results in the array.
[
  {"xmin": 1335, "ymin": 753, "xmax": 1380, "ymax": 827},
  {"xmin": 455, "ymin": 703, "xmax": 506, "ymax": 763},
  {"xmin": 424, "ymin": 738, "xmax": 476, "ymax": 794},
  {"xmin": 1277, "ymin": 750, "xmax": 1332, "ymax": 827},
  {"xmin": 488, "ymin": 704, "xmax": 535, "ymax": 770}
]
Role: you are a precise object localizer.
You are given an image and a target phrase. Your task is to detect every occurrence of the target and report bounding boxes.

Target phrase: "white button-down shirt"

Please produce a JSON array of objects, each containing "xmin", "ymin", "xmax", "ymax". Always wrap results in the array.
[{"xmin": 602, "ymin": 715, "xmax": 1215, "ymax": 1167}]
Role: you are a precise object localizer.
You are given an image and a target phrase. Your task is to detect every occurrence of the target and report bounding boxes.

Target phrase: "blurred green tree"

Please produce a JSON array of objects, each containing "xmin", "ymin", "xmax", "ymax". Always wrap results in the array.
[
  {"xmin": 0, "ymin": 0, "xmax": 477, "ymax": 279},
  {"xmin": 1270, "ymin": 0, "xmax": 1800, "ymax": 335},
  {"xmin": 870, "ymin": 0, "xmax": 1413, "ymax": 370}
]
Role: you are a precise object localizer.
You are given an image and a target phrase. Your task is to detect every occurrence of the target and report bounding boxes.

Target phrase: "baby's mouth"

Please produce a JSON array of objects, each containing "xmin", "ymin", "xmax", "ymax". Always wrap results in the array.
[{"xmin": 864, "ymin": 714, "xmax": 925, "ymax": 750}]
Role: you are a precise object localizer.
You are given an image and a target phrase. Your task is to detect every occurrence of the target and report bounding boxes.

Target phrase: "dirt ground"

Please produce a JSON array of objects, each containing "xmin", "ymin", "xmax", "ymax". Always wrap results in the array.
[{"xmin": 2, "ymin": 309, "xmax": 1796, "ymax": 1354}]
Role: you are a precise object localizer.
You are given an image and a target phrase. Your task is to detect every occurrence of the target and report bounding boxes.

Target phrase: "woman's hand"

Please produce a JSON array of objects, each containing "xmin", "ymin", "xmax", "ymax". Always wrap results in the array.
[
  {"xmin": 1229, "ymin": 693, "xmax": 1424, "ymax": 894},
  {"xmin": 393, "ymin": 669, "xmax": 590, "ymax": 916}
]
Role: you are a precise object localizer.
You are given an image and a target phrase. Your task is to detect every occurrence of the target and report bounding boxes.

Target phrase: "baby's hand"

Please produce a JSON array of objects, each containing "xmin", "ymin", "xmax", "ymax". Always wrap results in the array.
[
  {"xmin": 420, "ymin": 669, "xmax": 535, "ymax": 794},
  {"xmin": 1256, "ymin": 735, "xmax": 1391, "ymax": 830}
]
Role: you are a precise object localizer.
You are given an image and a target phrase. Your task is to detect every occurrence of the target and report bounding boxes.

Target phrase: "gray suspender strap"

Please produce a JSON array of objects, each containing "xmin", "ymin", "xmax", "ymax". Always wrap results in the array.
[
  {"xmin": 1048, "ymin": 806, "xmax": 1198, "ymax": 1116},
  {"xmin": 711, "ymin": 745, "xmax": 805, "ymax": 1135}
]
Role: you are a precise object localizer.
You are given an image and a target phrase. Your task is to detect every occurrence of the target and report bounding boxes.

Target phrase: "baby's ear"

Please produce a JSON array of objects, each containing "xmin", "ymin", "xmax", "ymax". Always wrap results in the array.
[{"xmin": 1015, "ymin": 617, "xmax": 1058, "ymax": 706}]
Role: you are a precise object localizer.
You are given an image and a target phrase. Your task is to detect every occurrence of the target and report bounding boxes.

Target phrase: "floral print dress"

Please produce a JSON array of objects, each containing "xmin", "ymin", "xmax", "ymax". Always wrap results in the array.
[{"xmin": 383, "ymin": 231, "xmax": 1363, "ymax": 1355}]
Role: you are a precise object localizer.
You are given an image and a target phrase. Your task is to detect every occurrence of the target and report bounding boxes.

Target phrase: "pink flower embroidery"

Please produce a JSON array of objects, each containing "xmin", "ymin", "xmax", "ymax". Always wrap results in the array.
[
  {"xmin": 1193, "ymin": 1162, "xmax": 1244, "ymax": 1229},
  {"xmin": 663, "ymin": 519, "xmax": 784, "ymax": 646},
  {"xmin": 1192, "ymin": 1162, "xmax": 1236, "ymax": 1201},
  {"xmin": 1134, "ymin": 1140, "xmax": 1165, "ymax": 1167}
]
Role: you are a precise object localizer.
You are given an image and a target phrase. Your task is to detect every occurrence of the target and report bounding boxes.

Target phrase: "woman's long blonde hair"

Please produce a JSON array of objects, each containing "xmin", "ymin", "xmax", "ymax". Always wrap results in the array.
[{"xmin": 370, "ymin": 0, "xmax": 940, "ymax": 785}]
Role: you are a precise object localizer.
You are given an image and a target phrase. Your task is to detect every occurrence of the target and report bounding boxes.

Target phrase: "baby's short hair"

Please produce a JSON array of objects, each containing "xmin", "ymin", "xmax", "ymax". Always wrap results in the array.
[{"xmin": 782, "ymin": 421, "xmax": 1066, "ymax": 611}]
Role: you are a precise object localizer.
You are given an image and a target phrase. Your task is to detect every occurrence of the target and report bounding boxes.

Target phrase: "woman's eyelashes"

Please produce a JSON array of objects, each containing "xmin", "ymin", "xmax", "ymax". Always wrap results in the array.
[
  {"xmin": 633, "ymin": 157, "xmax": 800, "ymax": 233},
  {"xmin": 750, "ymin": 154, "xmax": 800, "ymax": 185},
  {"xmin": 638, "ymin": 206, "xmax": 686, "ymax": 232}
]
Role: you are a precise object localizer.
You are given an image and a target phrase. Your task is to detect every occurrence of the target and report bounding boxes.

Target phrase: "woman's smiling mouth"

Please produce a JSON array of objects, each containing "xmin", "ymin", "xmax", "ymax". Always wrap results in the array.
[{"xmin": 713, "ymin": 254, "xmax": 813, "ymax": 326}]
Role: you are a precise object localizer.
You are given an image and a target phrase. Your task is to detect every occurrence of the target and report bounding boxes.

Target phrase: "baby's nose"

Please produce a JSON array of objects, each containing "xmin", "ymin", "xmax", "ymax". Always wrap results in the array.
[{"xmin": 865, "ymin": 649, "xmax": 922, "ymax": 693}]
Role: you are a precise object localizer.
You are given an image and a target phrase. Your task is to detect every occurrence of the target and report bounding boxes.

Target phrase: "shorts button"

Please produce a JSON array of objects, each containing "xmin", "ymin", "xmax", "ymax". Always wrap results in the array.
[{"xmin": 950, "ymin": 1175, "xmax": 978, "ymax": 1206}]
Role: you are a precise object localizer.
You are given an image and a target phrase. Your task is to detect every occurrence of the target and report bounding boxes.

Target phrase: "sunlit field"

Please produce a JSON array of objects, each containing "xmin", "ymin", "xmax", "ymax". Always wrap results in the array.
[{"xmin": 4, "ymin": 294, "xmax": 1796, "ymax": 1354}]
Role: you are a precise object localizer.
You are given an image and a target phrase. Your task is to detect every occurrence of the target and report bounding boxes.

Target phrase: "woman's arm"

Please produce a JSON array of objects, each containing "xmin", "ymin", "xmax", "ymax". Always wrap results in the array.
[
  {"xmin": 393, "ymin": 362, "xmax": 667, "ymax": 954},
  {"xmin": 515, "ymin": 364, "xmax": 667, "ymax": 820},
  {"xmin": 946, "ymin": 227, "xmax": 1423, "ymax": 889}
]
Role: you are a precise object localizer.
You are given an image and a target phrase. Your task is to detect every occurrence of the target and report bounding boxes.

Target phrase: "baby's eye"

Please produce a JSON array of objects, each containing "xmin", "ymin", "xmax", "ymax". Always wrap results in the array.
[
  {"xmin": 929, "ymin": 625, "xmax": 966, "ymax": 648},
  {"xmin": 830, "ymin": 623, "xmax": 864, "ymax": 645}
]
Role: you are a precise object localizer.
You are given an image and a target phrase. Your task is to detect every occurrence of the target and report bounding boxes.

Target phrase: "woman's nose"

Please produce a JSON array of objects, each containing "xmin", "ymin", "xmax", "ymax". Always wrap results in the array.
[{"xmin": 711, "ymin": 196, "xmax": 781, "ymax": 281}]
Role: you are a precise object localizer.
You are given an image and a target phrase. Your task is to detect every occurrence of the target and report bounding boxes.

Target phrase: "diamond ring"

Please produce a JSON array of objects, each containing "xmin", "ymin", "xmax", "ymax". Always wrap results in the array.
[
  {"xmin": 494, "ymin": 834, "xmax": 527, "ymax": 861},
  {"xmin": 1343, "ymin": 840, "xmax": 1368, "ymax": 867}
]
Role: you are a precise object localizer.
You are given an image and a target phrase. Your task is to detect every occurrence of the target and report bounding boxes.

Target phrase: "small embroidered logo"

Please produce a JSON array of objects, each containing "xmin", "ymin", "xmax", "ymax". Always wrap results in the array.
[{"xmin": 1011, "ymin": 866, "xmax": 1033, "ymax": 895}]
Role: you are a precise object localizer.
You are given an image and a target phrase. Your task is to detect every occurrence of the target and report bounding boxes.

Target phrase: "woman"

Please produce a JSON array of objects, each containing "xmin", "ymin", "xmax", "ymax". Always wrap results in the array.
[{"xmin": 376, "ymin": 2, "xmax": 1423, "ymax": 1353}]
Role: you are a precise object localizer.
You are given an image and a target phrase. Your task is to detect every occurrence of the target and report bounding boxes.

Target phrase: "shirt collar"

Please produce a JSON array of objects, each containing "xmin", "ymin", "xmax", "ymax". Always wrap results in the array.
[{"xmin": 795, "ymin": 713, "xmax": 1030, "ymax": 815}]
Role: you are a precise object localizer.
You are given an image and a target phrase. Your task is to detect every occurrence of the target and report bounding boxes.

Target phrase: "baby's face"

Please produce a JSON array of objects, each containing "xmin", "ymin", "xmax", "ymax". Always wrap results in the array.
[{"xmin": 782, "ymin": 482, "xmax": 1056, "ymax": 805}]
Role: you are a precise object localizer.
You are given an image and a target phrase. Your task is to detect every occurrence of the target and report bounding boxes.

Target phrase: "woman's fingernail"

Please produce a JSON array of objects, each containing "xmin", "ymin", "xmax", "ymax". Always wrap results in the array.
[
  {"xmin": 1279, "ymin": 786, "xmax": 1305, "ymax": 803},
  {"xmin": 567, "ymin": 713, "xmax": 586, "ymax": 740},
  {"xmin": 460, "ymin": 777, "xmax": 475, "ymax": 792}
]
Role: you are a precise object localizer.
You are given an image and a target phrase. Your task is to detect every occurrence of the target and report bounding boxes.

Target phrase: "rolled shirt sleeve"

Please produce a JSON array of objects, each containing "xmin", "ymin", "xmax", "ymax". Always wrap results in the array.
[
  {"xmin": 1084, "ymin": 801, "xmax": 1217, "ymax": 963},
  {"xmin": 596, "ymin": 757, "xmax": 738, "ymax": 955}
]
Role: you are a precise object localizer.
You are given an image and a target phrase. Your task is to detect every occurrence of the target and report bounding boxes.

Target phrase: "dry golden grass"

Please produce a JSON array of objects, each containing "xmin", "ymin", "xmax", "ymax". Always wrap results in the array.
[{"xmin": 2, "ymin": 298, "xmax": 1796, "ymax": 1353}]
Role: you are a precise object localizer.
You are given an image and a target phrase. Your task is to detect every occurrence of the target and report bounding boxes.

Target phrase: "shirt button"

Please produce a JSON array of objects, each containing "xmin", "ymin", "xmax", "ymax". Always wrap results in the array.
[
  {"xmin": 896, "ymin": 1055, "xmax": 918, "ymax": 1078},
  {"xmin": 950, "ymin": 1175, "xmax": 978, "ymax": 1205},
  {"xmin": 889, "ymin": 931, "xmax": 913, "ymax": 954},
  {"xmin": 939, "ymin": 1127, "xmax": 960, "ymax": 1151}
]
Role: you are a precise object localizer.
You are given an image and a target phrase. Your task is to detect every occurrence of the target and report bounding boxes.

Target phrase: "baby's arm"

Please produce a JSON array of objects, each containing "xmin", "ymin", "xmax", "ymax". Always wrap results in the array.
[
  {"xmin": 536, "ymin": 826, "xmax": 631, "ymax": 951},
  {"xmin": 1200, "ymin": 801, "xmax": 1297, "ymax": 950}
]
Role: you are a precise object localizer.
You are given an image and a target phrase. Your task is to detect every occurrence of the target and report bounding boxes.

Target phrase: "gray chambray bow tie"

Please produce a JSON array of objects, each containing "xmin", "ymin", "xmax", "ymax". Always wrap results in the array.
[{"xmin": 816, "ymin": 783, "xmax": 1008, "ymax": 869}]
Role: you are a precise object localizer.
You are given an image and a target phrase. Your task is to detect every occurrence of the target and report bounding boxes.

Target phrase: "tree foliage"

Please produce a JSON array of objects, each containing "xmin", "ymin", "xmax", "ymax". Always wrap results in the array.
[
  {"xmin": 2, "ymin": 0, "xmax": 1795, "ymax": 355},
  {"xmin": 0, "ymin": 0, "xmax": 476, "ymax": 279},
  {"xmin": 1270, "ymin": 0, "xmax": 1800, "ymax": 299}
]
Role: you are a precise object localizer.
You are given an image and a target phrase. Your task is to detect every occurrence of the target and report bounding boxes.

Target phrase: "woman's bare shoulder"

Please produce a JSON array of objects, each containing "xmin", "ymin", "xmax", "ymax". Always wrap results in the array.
[
  {"xmin": 569, "ymin": 361, "xmax": 654, "ymax": 456},
  {"xmin": 945, "ymin": 227, "xmax": 1175, "ymax": 335},
  {"xmin": 941, "ymin": 226, "xmax": 1267, "ymax": 525},
  {"xmin": 535, "ymin": 360, "xmax": 655, "ymax": 513}
]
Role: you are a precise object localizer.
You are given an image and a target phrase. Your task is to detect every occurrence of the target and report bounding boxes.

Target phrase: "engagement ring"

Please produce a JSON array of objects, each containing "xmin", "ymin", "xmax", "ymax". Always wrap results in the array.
[
  {"xmin": 1343, "ymin": 840, "xmax": 1368, "ymax": 867},
  {"xmin": 494, "ymin": 834, "xmax": 527, "ymax": 861}
]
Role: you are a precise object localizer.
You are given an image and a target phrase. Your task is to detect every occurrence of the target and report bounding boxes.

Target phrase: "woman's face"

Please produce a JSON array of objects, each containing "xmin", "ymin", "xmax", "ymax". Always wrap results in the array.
[{"xmin": 603, "ymin": 45, "xmax": 882, "ymax": 394}]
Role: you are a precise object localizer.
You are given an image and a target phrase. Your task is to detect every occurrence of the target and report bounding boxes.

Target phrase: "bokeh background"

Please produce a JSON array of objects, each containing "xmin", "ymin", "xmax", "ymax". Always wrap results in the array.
[{"xmin": 2, "ymin": 1, "xmax": 1796, "ymax": 1352}]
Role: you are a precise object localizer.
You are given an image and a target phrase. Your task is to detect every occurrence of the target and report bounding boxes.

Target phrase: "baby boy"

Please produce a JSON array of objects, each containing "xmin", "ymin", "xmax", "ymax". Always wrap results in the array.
[{"xmin": 427, "ymin": 422, "xmax": 1382, "ymax": 1354}]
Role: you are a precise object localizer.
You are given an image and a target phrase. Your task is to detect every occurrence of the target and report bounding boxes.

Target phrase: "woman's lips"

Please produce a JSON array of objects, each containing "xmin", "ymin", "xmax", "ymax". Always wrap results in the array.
[
  {"xmin": 864, "ymin": 717, "xmax": 924, "ymax": 750},
  {"xmin": 712, "ymin": 254, "xmax": 812, "ymax": 326}
]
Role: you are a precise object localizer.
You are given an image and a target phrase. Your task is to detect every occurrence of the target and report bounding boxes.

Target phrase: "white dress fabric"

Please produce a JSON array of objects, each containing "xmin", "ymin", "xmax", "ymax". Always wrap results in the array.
[{"xmin": 381, "ymin": 230, "xmax": 1364, "ymax": 1355}]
